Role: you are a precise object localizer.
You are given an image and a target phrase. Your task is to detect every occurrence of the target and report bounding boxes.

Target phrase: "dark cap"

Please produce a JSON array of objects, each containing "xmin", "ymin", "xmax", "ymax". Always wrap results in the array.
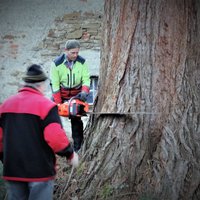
[
  {"xmin": 65, "ymin": 40, "xmax": 80, "ymax": 50},
  {"xmin": 22, "ymin": 64, "xmax": 48, "ymax": 83}
]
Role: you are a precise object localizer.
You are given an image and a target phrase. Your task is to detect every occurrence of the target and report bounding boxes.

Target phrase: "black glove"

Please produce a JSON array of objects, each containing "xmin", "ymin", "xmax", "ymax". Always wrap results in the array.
[{"xmin": 75, "ymin": 92, "xmax": 88, "ymax": 102}]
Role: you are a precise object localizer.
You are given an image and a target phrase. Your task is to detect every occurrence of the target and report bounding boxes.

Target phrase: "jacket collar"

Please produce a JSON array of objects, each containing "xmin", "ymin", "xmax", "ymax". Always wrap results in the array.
[{"xmin": 19, "ymin": 86, "xmax": 43, "ymax": 96}]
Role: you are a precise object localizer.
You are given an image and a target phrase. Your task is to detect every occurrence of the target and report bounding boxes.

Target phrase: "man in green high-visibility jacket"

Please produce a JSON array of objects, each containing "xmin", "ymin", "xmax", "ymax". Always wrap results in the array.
[{"xmin": 50, "ymin": 39, "xmax": 90, "ymax": 152}]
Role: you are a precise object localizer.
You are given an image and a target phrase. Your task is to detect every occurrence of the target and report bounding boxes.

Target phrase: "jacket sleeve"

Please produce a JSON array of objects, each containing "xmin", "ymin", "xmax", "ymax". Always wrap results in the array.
[
  {"xmin": 52, "ymin": 92, "xmax": 62, "ymax": 104},
  {"xmin": 81, "ymin": 62, "xmax": 90, "ymax": 93},
  {"xmin": 43, "ymin": 106, "xmax": 74, "ymax": 159},
  {"xmin": 0, "ymin": 114, "xmax": 3, "ymax": 163},
  {"xmin": 0, "ymin": 127, "xmax": 2, "ymax": 152},
  {"xmin": 50, "ymin": 62, "xmax": 61, "ymax": 93}
]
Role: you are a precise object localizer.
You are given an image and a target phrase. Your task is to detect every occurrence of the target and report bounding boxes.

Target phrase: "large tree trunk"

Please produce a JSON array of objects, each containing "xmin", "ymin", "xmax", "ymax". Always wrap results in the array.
[{"xmin": 60, "ymin": 0, "xmax": 200, "ymax": 199}]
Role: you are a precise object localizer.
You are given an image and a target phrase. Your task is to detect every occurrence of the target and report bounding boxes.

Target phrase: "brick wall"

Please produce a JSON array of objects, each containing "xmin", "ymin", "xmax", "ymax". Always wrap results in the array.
[
  {"xmin": 38, "ymin": 11, "xmax": 102, "ymax": 58},
  {"xmin": 0, "ymin": 1, "xmax": 103, "ymax": 103}
]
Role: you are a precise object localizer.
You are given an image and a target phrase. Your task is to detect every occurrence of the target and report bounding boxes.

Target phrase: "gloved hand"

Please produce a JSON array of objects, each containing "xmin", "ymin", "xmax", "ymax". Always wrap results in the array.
[
  {"xmin": 75, "ymin": 92, "xmax": 88, "ymax": 102},
  {"xmin": 69, "ymin": 152, "xmax": 79, "ymax": 168}
]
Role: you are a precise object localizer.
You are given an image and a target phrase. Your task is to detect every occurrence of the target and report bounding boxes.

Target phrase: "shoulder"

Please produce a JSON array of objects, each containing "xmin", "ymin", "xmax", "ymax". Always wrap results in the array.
[
  {"xmin": 53, "ymin": 54, "xmax": 65, "ymax": 66},
  {"xmin": 75, "ymin": 55, "xmax": 86, "ymax": 64},
  {"xmin": 39, "ymin": 96, "xmax": 56, "ymax": 109},
  {"xmin": 37, "ymin": 96, "xmax": 57, "ymax": 119}
]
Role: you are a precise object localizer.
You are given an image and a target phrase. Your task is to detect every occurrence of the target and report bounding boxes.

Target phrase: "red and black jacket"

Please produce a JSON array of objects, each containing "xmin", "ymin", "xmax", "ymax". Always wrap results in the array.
[{"xmin": 0, "ymin": 86, "xmax": 73, "ymax": 182}]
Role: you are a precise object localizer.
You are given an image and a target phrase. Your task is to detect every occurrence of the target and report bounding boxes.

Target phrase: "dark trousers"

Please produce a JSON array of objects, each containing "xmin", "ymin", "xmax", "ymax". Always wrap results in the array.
[{"xmin": 71, "ymin": 116, "xmax": 83, "ymax": 152}]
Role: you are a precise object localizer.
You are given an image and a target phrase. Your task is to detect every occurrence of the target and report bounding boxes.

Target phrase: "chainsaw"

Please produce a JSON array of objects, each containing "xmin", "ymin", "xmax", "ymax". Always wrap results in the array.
[
  {"xmin": 58, "ymin": 97, "xmax": 158, "ymax": 117},
  {"xmin": 58, "ymin": 98, "xmax": 89, "ymax": 117}
]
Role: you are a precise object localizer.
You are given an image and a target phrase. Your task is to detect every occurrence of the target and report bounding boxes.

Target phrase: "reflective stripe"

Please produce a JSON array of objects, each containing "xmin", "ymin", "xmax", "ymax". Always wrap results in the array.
[{"xmin": 73, "ymin": 73, "xmax": 75, "ymax": 85}]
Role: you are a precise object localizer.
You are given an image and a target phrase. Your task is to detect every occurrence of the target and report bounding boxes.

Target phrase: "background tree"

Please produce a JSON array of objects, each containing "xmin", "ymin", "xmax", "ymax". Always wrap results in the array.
[{"xmin": 59, "ymin": 0, "xmax": 200, "ymax": 199}]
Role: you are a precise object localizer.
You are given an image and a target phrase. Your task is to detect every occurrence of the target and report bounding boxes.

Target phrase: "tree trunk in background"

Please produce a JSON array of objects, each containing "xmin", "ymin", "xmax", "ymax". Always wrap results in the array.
[{"xmin": 62, "ymin": 0, "xmax": 200, "ymax": 199}]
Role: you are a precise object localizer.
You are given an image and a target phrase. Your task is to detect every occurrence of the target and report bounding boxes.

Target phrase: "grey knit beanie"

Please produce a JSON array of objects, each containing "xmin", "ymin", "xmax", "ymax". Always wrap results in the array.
[
  {"xmin": 65, "ymin": 40, "xmax": 80, "ymax": 50},
  {"xmin": 22, "ymin": 64, "xmax": 48, "ymax": 83}
]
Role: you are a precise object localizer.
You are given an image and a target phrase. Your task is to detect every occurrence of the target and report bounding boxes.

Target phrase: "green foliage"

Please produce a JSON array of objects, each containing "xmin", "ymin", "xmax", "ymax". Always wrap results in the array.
[
  {"xmin": 139, "ymin": 193, "xmax": 159, "ymax": 200},
  {"xmin": 0, "ymin": 163, "xmax": 6, "ymax": 200},
  {"xmin": 99, "ymin": 183, "xmax": 113, "ymax": 199},
  {"xmin": 76, "ymin": 162, "xmax": 86, "ymax": 176}
]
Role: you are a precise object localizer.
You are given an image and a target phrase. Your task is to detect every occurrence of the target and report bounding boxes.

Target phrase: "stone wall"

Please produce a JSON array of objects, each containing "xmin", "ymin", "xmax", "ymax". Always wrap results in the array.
[
  {"xmin": 37, "ymin": 11, "xmax": 102, "ymax": 58},
  {"xmin": 0, "ymin": 0, "xmax": 104, "ymax": 103}
]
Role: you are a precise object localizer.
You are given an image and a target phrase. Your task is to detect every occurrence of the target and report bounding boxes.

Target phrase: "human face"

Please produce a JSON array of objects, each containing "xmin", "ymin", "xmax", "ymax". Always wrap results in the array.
[{"xmin": 66, "ymin": 48, "xmax": 80, "ymax": 61}]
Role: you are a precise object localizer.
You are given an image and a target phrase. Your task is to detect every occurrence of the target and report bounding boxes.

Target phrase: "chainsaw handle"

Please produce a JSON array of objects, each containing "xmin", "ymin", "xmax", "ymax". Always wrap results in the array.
[
  {"xmin": 68, "ymin": 97, "xmax": 76, "ymax": 116},
  {"xmin": 68, "ymin": 97, "xmax": 89, "ymax": 117}
]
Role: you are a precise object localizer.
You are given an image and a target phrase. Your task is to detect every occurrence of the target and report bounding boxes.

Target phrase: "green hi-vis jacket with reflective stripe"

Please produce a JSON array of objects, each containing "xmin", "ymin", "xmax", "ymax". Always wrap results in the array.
[{"xmin": 50, "ymin": 54, "xmax": 90, "ymax": 94}]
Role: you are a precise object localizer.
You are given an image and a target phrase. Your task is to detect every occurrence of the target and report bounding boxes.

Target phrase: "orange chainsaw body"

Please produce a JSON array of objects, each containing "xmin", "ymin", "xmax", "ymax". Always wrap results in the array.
[{"xmin": 58, "ymin": 99, "xmax": 89, "ymax": 117}]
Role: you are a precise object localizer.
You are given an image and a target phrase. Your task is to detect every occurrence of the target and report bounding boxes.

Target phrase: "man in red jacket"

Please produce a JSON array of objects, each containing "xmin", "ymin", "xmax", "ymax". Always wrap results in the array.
[{"xmin": 0, "ymin": 64, "xmax": 79, "ymax": 200}]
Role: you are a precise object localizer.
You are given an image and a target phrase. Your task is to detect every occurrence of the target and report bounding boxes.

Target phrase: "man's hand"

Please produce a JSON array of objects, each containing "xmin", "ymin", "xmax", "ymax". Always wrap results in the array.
[
  {"xmin": 68, "ymin": 152, "xmax": 79, "ymax": 168},
  {"xmin": 75, "ymin": 92, "xmax": 88, "ymax": 102}
]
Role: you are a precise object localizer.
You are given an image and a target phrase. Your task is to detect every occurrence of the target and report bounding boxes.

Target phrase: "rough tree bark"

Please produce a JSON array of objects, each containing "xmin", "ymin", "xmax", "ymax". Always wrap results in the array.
[{"xmin": 61, "ymin": 0, "xmax": 200, "ymax": 199}]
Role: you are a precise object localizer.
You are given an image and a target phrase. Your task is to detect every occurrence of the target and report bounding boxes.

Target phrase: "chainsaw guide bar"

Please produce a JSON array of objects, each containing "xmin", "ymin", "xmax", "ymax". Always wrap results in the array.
[
  {"xmin": 57, "ymin": 98, "xmax": 158, "ymax": 117},
  {"xmin": 86, "ymin": 112, "xmax": 158, "ymax": 116}
]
